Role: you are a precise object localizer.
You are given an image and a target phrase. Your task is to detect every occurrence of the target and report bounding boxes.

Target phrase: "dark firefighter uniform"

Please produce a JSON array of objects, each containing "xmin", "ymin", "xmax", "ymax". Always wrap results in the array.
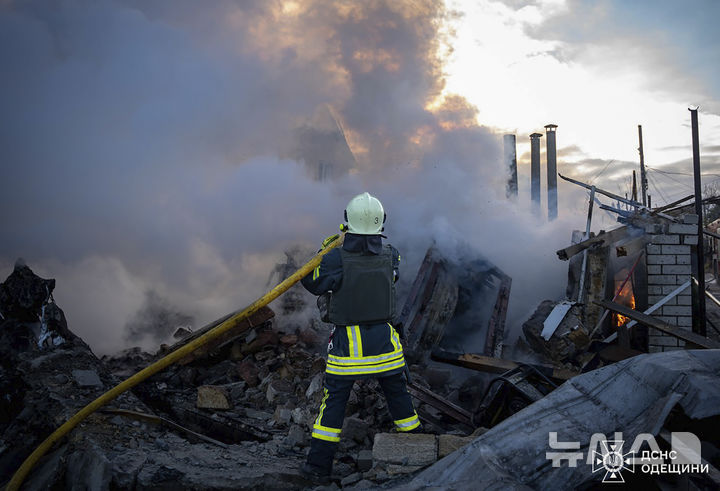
[{"xmin": 301, "ymin": 233, "xmax": 420, "ymax": 473}]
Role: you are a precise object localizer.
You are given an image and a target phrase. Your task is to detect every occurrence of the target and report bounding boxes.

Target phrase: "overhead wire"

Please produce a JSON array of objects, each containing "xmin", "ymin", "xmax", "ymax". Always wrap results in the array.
[{"xmin": 589, "ymin": 159, "xmax": 616, "ymax": 185}]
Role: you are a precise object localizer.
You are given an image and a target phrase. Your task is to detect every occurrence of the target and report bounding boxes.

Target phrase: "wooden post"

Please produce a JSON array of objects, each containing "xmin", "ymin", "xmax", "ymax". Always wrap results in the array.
[{"xmin": 577, "ymin": 186, "xmax": 596, "ymax": 304}]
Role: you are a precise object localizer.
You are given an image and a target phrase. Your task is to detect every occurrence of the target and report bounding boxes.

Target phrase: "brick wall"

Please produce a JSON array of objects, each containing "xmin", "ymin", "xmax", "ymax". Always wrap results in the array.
[{"xmin": 644, "ymin": 214, "xmax": 698, "ymax": 352}]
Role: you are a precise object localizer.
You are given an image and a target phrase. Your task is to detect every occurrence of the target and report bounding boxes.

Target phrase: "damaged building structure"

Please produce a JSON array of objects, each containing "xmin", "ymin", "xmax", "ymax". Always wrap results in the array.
[{"xmin": 3, "ymin": 126, "xmax": 720, "ymax": 489}]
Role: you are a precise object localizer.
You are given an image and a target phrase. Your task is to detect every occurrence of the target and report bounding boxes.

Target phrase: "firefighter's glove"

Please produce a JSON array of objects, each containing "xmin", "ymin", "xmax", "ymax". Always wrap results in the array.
[{"xmin": 320, "ymin": 234, "xmax": 340, "ymax": 251}]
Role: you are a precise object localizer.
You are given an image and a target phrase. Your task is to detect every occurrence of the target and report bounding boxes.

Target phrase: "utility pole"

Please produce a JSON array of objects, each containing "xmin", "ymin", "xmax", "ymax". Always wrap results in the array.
[
  {"xmin": 638, "ymin": 125, "xmax": 648, "ymax": 206},
  {"xmin": 689, "ymin": 107, "xmax": 706, "ymax": 336},
  {"xmin": 632, "ymin": 170, "xmax": 638, "ymax": 202}
]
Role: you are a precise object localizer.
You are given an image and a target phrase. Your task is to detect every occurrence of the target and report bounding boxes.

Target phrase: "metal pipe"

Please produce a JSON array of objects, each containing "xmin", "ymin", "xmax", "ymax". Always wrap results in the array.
[
  {"xmin": 530, "ymin": 132, "xmax": 543, "ymax": 215},
  {"xmin": 545, "ymin": 124, "xmax": 558, "ymax": 221},
  {"xmin": 504, "ymin": 134, "xmax": 518, "ymax": 198},
  {"xmin": 689, "ymin": 106, "xmax": 706, "ymax": 336}
]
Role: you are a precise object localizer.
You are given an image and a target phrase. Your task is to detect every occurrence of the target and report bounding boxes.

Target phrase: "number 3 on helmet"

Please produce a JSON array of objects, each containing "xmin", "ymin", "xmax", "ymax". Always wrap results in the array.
[{"xmin": 344, "ymin": 192, "xmax": 386, "ymax": 235}]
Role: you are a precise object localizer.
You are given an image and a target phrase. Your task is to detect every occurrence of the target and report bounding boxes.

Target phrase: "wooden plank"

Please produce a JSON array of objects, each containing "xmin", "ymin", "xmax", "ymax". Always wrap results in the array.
[
  {"xmin": 431, "ymin": 348, "xmax": 578, "ymax": 381},
  {"xmin": 162, "ymin": 306, "xmax": 275, "ymax": 365},
  {"xmin": 485, "ymin": 273, "xmax": 511, "ymax": 357},
  {"xmin": 557, "ymin": 226, "xmax": 630, "ymax": 260},
  {"xmin": 596, "ymin": 300, "xmax": 720, "ymax": 349}
]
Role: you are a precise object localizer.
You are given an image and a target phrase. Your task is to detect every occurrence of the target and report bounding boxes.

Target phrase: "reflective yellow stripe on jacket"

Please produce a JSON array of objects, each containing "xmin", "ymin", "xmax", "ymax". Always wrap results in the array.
[{"xmin": 326, "ymin": 324, "xmax": 405, "ymax": 376}]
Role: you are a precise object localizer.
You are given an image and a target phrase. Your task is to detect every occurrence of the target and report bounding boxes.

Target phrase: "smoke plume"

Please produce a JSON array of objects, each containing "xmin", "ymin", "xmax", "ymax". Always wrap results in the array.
[{"xmin": 1, "ymin": 0, "xmax": 574, "ymax": 354}]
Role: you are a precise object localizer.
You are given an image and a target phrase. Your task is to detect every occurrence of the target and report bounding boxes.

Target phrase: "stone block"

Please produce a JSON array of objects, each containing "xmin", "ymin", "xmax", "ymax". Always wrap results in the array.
[
  {"xmin": 662, "ymin": 264, "xmax": 691, "ymax": 275},
  {"xmin": 677, "ymin": 295, "xmax": 692, "ymax": 306},
  {"xmin": 72, "ymin": 369, "xmax": 103, "ymax": 388},
  {"xmin": 197, "ymin": 385, "xmax": 231, "ymax": 410},
  {"xmin": 649, "ymin": 295, "xmax": 675, "ymax": 305},
  {"xmin": 646, "ymin": 244, "xmax": 662, "ymax": 255},
  {"xmin": 669, "ymin": 223, "xmax": 697, "ymax": 235},
  {"xmin": 648, "ymin": 335, "xmax": 678, "ymax": 347},
  {"xmin": 647, "ymin": 255, "xmax": 676, "ymax": 265},
  {"xmin": 236, "ymin": 359, "xmax": 259, "ymax": 387},
  {"xmin": 661, "ymin": 245, "xmax": 691, "ymax": 255},
  {"xmin": 676, "ymin": 316, "xmax": 692, "ymax": 327},
  {"xmin": 273, "ymin": 406, "xmax": 293, "ymax": 425},
  {"xmin": 656, "ymin": 315, "xmax": 677, "ymax": 324},
  {"xmin": 305, "ymin": 372, "xmax": 323, "ymax": 398},
  {"xmin": 647, "ymin": 265, "xmax": 662, "ymax": 274},
  {"xmin": 343, "ymin": 417, "xmax": 371, "ymax": 444},
  {"xmin": 676, "ymin": 255, "xmax": 691, "ymax": 265},
  {"xmin": 683, "ymin": 235, "xmax": 699, "ymax": 245},
  {"xmin": 266, "ymin": 379, "xmax": 294, "ymax": 404},
  {"xmin": 438, "ymin": 435, "xmax": 474, "ymax": 458},
  {"xmin": 285, "ymin": 424, "xmax": 307, "ymax": 447},
  {"xmin": 648, "ymin": 274, "xmax": 677, "ymax": 285},
  {"xmin": 662, "ymin": 305, "xmax": 692, "ymax": 316},
  {"xmin": 682, "ymin": 214, "xmax": 699, "ymax": 224},
  {"xmin": 648, "ymin": 286, "xmax": 663, "ymax": 295},
  {"xmin": 357, "ymin": 449, "xmax": 373, "ymax": 472},
  {"xmin": 372, "ymin": 433, "xmax": 437, "ymax": 466},
  {"xmin": 649, "ymin": 346, "xmax": 663, "ymax": 353},
  {"xmin": 650, "ymin": 234, "xmax": 679, "ymax": 245}
]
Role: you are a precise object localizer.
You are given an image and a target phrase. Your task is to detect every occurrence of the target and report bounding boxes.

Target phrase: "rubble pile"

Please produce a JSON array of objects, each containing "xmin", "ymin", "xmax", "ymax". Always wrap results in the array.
[{"xmin": 1, "ymin": 261, "xmax": 482, "ymax": 490}]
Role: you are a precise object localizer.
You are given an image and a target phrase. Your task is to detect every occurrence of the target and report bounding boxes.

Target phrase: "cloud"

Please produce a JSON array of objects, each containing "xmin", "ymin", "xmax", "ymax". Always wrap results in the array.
[{"xmin": 522, "ymin": 0, "xmax": 720, "ymax": 115}]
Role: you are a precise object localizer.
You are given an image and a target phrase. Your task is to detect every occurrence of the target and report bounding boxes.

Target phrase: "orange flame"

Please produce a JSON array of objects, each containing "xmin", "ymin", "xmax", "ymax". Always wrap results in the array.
[{"xmin": 613, "ymin": 279, "xmax": 635, "ymax": 327}]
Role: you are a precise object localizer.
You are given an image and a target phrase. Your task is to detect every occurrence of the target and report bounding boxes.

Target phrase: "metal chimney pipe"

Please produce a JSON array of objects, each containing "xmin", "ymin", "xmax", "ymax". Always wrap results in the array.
[
  {"xmin": 504, "ymin": 134, "xmax": 518, "ymax": 198},
  {"xmin": 545, "ymin": 124, "xmax": 558, "ymax": 221},
  {"xmin": 530, "ymin": 132, "xmax": 543, "ymax": 214}
]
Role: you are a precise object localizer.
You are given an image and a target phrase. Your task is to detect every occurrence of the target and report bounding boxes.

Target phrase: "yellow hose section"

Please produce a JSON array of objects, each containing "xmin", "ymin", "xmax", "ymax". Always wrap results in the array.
[{"xmin": 6, "ymin": 234, "xmax": 344, "ymax": 491}]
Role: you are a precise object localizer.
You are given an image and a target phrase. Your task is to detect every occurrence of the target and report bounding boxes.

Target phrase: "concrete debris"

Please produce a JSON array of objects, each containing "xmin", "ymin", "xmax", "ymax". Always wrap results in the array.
[
  {"xmin": 437, "ymin": 434, "xmax": 474, "ymax": 459},
  {"xmin": 372, "ymin": 433, "xmax": 438, "ymax": 467},
  {"xmin": 356, "ymin": 449, "xmax": 373, "ymax": 472},
  {"xmin": 522, "ymin": 300, "xmax": 590, "ymax": 367},
  {"xmin": 196, "ymin": 386, "xmax": 231, "ymax": 410},
  {"xmin": 72, "ymin": 369, "xmax": 104, "ymax": 388}
]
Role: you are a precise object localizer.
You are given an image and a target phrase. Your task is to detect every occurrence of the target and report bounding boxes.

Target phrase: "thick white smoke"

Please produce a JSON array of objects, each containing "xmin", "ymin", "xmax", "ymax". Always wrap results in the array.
[{"xmin": 0, "ymin": 0, "xmax": 588, "ymax": 354}]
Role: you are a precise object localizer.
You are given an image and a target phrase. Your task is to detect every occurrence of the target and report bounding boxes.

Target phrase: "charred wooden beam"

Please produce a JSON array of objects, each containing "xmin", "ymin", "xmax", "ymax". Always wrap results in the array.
[
  {"xmin": 406, "ymin": 381, "xmax": 475, "ymax": 428},
  {"xmin": 100, "ymin": 408, "xmax": 229, "ymax": 448},
  {"xmin": 431, "ymin": 348, "xmax": 578, "ymax": 381},
  {"xmin": 485, "ymin": 273, "xmax": 511, "ymax": 357},
  {"xmin": 557, "ymin": 226, "xmax": 631, "ymax": 261},
  {"xmin": 596, "ymin": 300, "xmax": 720, "ymax": 349},
  {"xmin": 175, "ymin": 405, "xmax": 273, "ymax": 443},
  {"xmin": 162, "ymin": 306, "xmax": 275, "ymax": 365}
]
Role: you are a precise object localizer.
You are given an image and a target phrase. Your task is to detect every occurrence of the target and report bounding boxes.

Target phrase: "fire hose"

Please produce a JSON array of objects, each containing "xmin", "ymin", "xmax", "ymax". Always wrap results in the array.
[{"xmin": 6, "ymin": 233, "xmax": 345, "ymax": 491}]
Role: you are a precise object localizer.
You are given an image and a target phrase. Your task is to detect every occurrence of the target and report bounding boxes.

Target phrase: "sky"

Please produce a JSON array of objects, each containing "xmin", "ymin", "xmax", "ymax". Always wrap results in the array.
[{"xmin": 1, "ymin": 0, "xmax": 718, "ymax": 354}]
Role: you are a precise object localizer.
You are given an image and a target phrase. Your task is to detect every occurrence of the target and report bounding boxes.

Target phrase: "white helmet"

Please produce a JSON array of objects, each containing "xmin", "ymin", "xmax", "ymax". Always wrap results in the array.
[{"xmin": 344, "ymin": 192, "xmax": 386, "ymax": 235}]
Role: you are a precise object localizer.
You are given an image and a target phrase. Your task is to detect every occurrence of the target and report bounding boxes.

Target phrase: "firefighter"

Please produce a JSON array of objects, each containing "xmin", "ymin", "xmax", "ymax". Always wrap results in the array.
[{"xmin": 300, "ymin": 192, "xmax": 421, "ymax": 482}]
